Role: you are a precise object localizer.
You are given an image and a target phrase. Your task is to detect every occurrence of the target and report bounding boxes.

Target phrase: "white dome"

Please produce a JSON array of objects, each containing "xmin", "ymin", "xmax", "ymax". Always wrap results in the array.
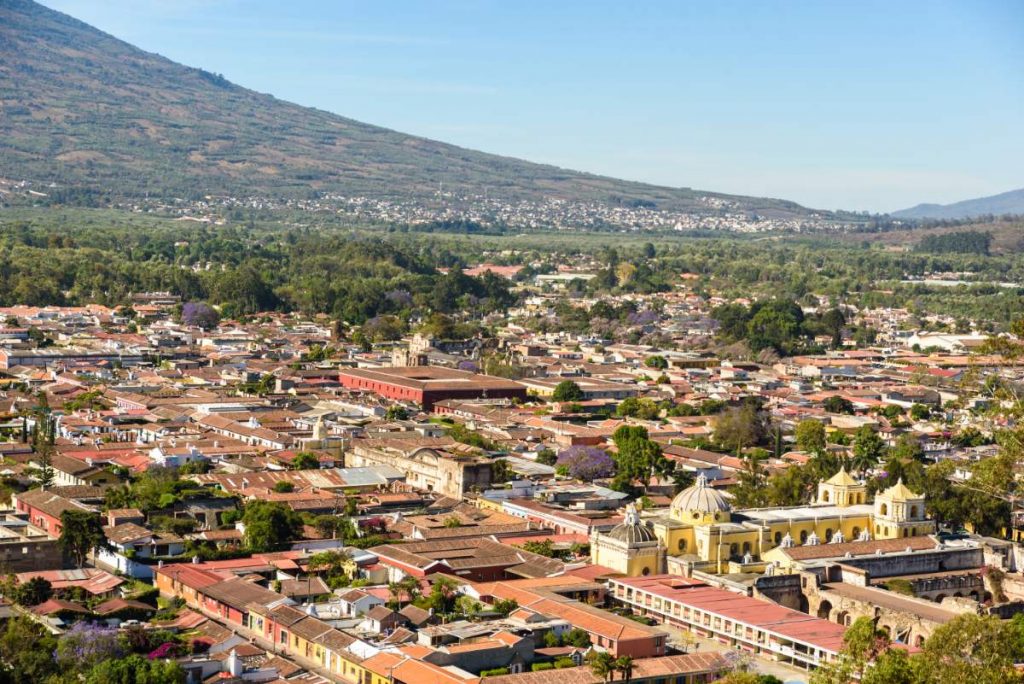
[{"xmin": 671, "ymin": 473, "xmax": 731, "ymax": 517}]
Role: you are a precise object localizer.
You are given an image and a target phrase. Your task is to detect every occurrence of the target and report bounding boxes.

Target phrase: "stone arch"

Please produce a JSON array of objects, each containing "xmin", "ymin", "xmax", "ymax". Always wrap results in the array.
[
  {"xmin": 837, "ymin": 610, "xmax": 850, "ymax": 626},
  {"xmin": 825, "ymin": 528, "xmax": 833, "ymax": 542},
  {"xmin": 969, "ymin": 590, "xmax": 980, "ymax": 601},
  {"xmin": 910, "ymin": 505, "xmax": 918, "ymax": 518},
  {"xmin": 817, "ymin": 599, "xmax": 833, "ymax": 620},
  {"xmin": 903, "ymin": 528, "xmax": 909, "ymax": 537},
  {"xmin": 935, "ymin": 594, "xmax": 947, "ymax": 602},
  {"xmin": 953, "ymin": 592, "xmax": 963, "ymax": 598},
  {"xmin": 822, "ymin": 490, "xmax": 830, "ymax": 503}
]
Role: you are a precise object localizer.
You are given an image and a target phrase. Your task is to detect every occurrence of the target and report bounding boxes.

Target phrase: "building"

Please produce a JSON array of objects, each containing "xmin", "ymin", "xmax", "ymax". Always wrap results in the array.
[
  {"xmin": 0, "ymin": 347, "xmax": 144, "ymax": 369},
  {"xmin": 338, "ymin": 366, "xmax": 527, "ymax": 410},
  {"xmin": 0, "ymin": 512, "xmax": 62, "ymax": 571},
  {"xmin": 13, "ymin": 489, "xmax": 96, "ymax": 538},
  {"xmin": 610, "ymin": 574, "xmax": 848, "ymax": 670},
  {"xmin": 591, "ymin": 503, "xmax": 665, "ymax": 577},
  {"xmin": 591, "ymin": 469, "xmax": 935, "ymax": 576},
  {"xmin": 348, "ymin": 437, "xmax": 493, "ymax": 498}
]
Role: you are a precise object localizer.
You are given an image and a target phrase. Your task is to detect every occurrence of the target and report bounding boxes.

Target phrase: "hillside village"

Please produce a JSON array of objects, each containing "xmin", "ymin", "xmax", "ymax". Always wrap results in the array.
[{"xmin": 0, "ymin": 260, "xmax": 1021, "ymax": 684}]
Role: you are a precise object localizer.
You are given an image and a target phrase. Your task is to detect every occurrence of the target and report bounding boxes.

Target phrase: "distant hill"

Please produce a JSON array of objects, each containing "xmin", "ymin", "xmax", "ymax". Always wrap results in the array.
[
  {"xmin": 893, "ymin": 187, "xmax": 1024, "ymax": 220},
  {"xmin": 0, "ymin": 0, "xmax": 822, "ymax": 219}
]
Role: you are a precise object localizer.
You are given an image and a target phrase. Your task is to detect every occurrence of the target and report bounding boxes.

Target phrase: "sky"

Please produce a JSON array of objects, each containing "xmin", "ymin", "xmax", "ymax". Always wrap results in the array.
[{"xmin": 40, "ymin": 0, "xmax": 1024, "ymax": 213}]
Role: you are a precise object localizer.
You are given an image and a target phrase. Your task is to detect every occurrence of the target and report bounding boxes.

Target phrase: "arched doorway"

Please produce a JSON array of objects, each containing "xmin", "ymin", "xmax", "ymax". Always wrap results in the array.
[{"xmin": 817, "ymin": 600, "xmax": 833, "ymax": 620}]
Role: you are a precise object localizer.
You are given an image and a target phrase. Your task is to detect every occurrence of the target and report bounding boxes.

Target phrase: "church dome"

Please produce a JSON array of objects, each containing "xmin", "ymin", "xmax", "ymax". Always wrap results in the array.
[
  {"xmin": 671, "ymin": 473, "xmax": 731, "ymax": 517},
  {"xmin": 606, "ymin": 504, "xmax": 657, "ymax": 544}
]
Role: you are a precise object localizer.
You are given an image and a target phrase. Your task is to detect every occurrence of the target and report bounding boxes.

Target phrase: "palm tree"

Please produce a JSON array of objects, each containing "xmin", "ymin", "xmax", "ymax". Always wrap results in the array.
[
  {"xmin": 587, "ymin": 651, "xmax": 616, "ymax": 683},
  {"xmin": 615, "ymin": 655, "xmax": 634, "ymax": 683}
]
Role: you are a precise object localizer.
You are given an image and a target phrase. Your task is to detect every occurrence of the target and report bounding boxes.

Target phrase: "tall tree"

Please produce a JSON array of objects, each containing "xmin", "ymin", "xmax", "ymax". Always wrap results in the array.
[{"xmin": 59, "ymin": 510, "xmax": 110, "ymax": 569}]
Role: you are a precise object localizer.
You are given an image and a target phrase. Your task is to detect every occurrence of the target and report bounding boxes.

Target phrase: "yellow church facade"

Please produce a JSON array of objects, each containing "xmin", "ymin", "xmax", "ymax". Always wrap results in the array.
[{"xmin": 594, "ymin": 470, "xmax": 935, "ymax": 576}]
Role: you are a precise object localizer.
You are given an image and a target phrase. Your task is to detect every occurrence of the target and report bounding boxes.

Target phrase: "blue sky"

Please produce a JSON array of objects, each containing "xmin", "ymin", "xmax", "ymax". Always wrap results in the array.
[{"xmin": 42, "ymin": 0, "xmax": 1024, "ymax": 212}]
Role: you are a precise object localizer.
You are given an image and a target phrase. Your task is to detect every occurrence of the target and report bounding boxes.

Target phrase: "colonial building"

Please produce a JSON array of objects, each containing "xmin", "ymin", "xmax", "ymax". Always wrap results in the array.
[
  {"xmin": 592, "ymin": 469, "xmax": 935, "ymax": 576},
  {"xmin": 590, "ymin": 503, "xmax": 665, "ymax": 577}
]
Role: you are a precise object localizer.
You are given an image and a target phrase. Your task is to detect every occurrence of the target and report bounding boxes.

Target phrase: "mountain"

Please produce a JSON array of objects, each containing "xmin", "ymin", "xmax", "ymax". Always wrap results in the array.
[
  {"xmin": 0, "ymin": 0, "xmax": 820, "ymax": 218},
  {"xmin": 892, "ymin": 188, "xmax": 1024, "ymax": 220}
]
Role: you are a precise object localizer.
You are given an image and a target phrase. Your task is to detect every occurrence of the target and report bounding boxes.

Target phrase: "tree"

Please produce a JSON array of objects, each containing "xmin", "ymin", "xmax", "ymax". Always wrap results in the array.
[
  {"xmin": 536, "ymin": 448, "xmax": 557, "ymax": 466},
  {"xmin": 616, "ymin": 397, "xmax": 661, "ymax": 420},
  {"xmin": 823, "ymin": 396, "xmax": 855, "ymax": 414},
  {"xmin": 0, "ymin": 616, "xmax": 60, "ymax": 682},
  {"xmin": 909, "ymin": 403, "xmax": 932, "ymax": 421},
  {"xmin": 714, "ymin": 404, "xmax": 769, "ymax": 454},
  {"xmin": 810, "ymin": 617, "xmax": 890, "ymax": 684},
  {"xmin": 291, "ymin": 452, "xmax": 321, "ymax": 470},
  {"xmin": 308, "ymin": 549, "xmax": 351, "ymax": 577},
  {"xmin": 795, "ymin": 420, "xmax": 827, "ymax": 454},
  {"xmin": 59, "ymin": 510, "xmax": 110, "ymax": 568},
  {"xmin": 55, "ymin": 622, "xmax": 124, "ymax": 672},
  {"xmin": 615, "ymin": 655, "xmax": 634, "ymax": 683},
  {"xmin": 912, "ymin": 613, "xmax": 1023, "ymax": 684},
  {"xmin": 273, "ymin": 481, "xmax": 296, "ymax": 493},
  {"xmin": 644, "ymin": 355, "xmax": 667, "ymax": 370},
  {"xmin": 562, "ymin": 627, "xmax": 591, "ymax": 648},
  {"xmin": 555, "ymin": 446, "xmax": 616, "ymax": 480},
  {"xmin": 427, "ymin": 576, "xmax": 459, "ymax": 614},
  {"xmin": 611, "ymin": 425, "xmax": 672, "ymax": 486},
  {"xmin": 587, "ymin": 650, "xmax": 616, "ymax": 683},
  {"xmin": 551, "ymin": 381, "xmax": 585, "ymax": 403},
  {"xmin": 385, "ymin": 405, "xmax": 409, "ymax": 421},
  {"xmin": 12, "ymin": 576, "xmax": 52, "ymax": 606},
  {"xmin": 242, "ymin": 501, "xmax": 303, "ymax": 552},
  {"xmin": 851, "ymin": 426, "xmax": 887, "ymax": 473},
  {"xmin": 861, "ymin": 648, "xmax": 914, "ymax": 684},
  {"xmin": 492, "ymin": 458, "xmax": 513, "ymax": 483},
  {"xmin": 180, "ymin": 301, "xmax": 220, "ymax": 330},
  {"xmin": 84, "ymin": 654, "xmax": 186, "ymax": 684}
]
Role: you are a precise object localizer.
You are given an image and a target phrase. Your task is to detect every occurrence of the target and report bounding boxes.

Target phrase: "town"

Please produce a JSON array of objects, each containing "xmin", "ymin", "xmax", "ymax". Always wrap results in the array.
[{"xmin": 0, "ymin": 250, "xmax": 1020, "ymax": 684}]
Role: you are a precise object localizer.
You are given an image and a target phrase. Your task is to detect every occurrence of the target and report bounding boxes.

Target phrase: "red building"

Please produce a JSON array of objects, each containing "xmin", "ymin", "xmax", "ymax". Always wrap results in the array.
[
  {"xmin": 13, "ymin": 489, "xmax": 96, "ymax": 538},
  {"xmin": 338, "ymin": 366, "xmax": 527, "ymax": 410}
]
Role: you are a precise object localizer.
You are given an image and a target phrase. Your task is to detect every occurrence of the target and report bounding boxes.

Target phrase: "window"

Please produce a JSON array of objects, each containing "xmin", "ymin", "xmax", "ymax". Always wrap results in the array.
[
  {"xmin": 880, "ymin": 503, "xmax": 888, "ymax": 516},
  {"xmin": 910, "ymin": 505, "xmax": 918, "ymax": 518},
  {"xmin": 774, "ymin": 532, "xmax": 782, "ymax": 545},
  {"xmin": 825, "ymin": 528, "xmax": 833, "ymax": 542},
  {"xmin": 799, "ymin": 530, "xmax": 808, "ymax": 544},
  {"xmin": 822, "ymin": 490, "xmax": 830, "ymax": 503},
  {"xmin": 678, "ymin": 539, "xmax": 687, "ymax": 551}
]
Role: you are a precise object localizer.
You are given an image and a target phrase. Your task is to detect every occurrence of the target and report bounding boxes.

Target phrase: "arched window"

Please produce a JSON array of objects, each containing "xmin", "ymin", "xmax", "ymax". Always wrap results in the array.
[
  {"xmin": 880, "ymin": 503, "xmax": 888, "ymax": 516},
  {"xmin": 730, "ymin": 543, "xmax": 738, "ymax": 555},
  {"xmin": 799, "ymin": 530, "xmax": 808, "ymax": 544},
  {"xmin": 774, "ymin": 532, "xmax": 782, "ymax": 545},
  {"xmin": 910, "ymin": 505, "xmax": 918, "ymax": 518},
  {"xmin": 852, "ymin": 526, "xmax": 861, "ymax": 539},
  {"xmin": 678, "ymin": 539, "xmax": 687, "ymax": 551},
  {"xmin": 641, "ymin": 567, "xmax": 651, "ymax": 576},
  {"xmin": 825, "ymin": 528, "xmax": 833, "ymax": 542},
  {"xmin": 742, "ymin": 542, "xmax": 751, "ymax": 554},
  {"xmin": 822, "ymin": 490, "xmax": 830, "ymax": 503}
]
